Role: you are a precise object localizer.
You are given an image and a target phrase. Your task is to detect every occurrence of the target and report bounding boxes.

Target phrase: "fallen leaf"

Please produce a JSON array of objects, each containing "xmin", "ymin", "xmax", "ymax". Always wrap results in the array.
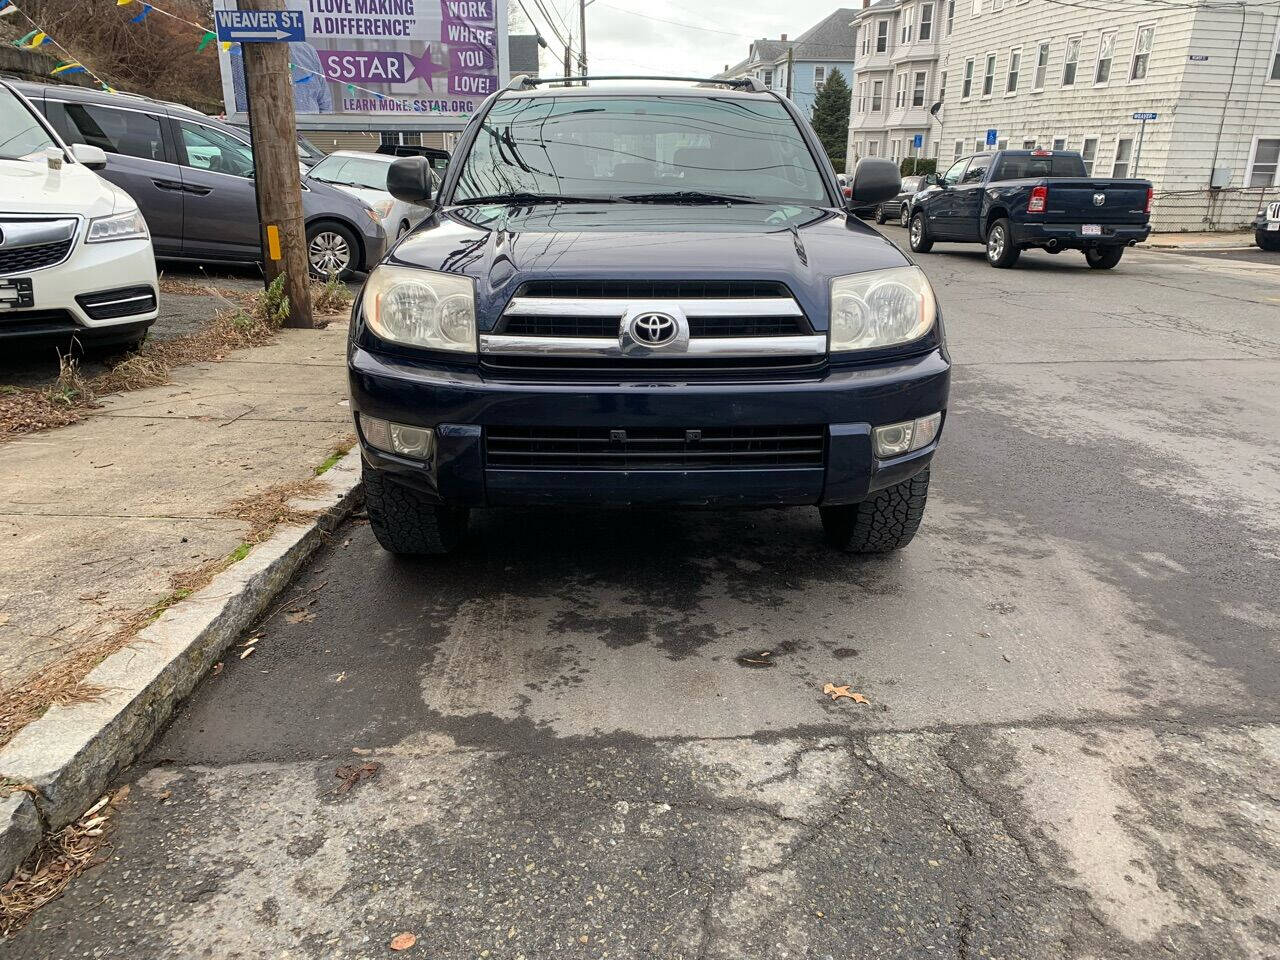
[
  {"xmin": 158, "ymin": 790, "xmax": 173, "ymax": 802},
  {"xmin": 239, "ymin": 636, "xmax": 261, "ymax": 647},
  {"xmin": 0, "ymin": 612, "xmax": 10, "ymax": 627},
  {"xmin": 822, "ymin": 683, "xmax": 870, "ymax": 704},
  {"xmin": 212, "ymin": 662, "xmax": 224, "ymax": 675},
  {"xmin": 334, "ymin": 761, "xmax": 383, "ymax": 794},
  {"xmin": 389, "ymin": 932, "xmax": 416, "ymax": 951},
  {"xmin": 239, "ymin": 647, "xmax": 255, "ymax": 660}
]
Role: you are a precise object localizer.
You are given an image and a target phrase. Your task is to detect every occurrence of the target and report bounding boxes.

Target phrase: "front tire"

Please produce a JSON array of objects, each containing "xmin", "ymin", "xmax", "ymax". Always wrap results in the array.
[
  {"xmin": 1256, "ymin": 232, "xmax": 1280, "ymax": 252},
  {"xmin": 1084, "ymin": 246, "xmax": 1125, "ymax": 269},
  {"xmin": 364, "ymin": 463, "xmax": 469, "ymax": 556},
  {"xmin": 985, "ymin": 218, "xmax": 1021, "ymax": 268},
  {"xmin": 908, "ymin": 212, "xmax": 933, "ymax": 253},
  {"xmin": 820, "ymin": 468, "xmax": 931, "ymax": 553},
  {"xmin": 306, "ymin": 221, "xmax": 360, "ymax": 280},
  {"xmin": 900, "ymin": 204, "xmax": 911, "ymax": 228},
  {"xmin": 875, "ymin": 205, "xmax": 888, "ymax": 224}
]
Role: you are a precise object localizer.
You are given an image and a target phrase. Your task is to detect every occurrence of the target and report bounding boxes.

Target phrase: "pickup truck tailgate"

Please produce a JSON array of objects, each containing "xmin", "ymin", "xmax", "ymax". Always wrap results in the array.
[{"xmin": 1043, "ymin": 180, "xmax": 1149, "ymax": 223}]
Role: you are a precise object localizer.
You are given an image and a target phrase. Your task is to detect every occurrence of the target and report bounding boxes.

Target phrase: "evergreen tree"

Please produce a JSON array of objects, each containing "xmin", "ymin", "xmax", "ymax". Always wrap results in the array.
[{"xmin": 811, "ymin": 68, "xmax": 851, "ymax": 172}]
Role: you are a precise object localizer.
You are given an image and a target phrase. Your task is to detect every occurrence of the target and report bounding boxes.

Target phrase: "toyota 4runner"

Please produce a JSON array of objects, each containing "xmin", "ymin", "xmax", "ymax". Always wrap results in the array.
[{"xmin": 348, "ymin": 76, "xmax": 950, "ymax": 555}]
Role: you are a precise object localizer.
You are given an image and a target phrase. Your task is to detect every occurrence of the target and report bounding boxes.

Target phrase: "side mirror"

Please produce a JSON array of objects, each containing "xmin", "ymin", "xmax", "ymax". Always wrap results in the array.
[
  {"xmin": 848, "ymin": 158, "xmax": 901, "ymax": 207},
  {"xmin": 387, "ymin": 156, "xmax": 434, "ymax": 205},
  {"xmin": 70, "ymin": 143, "xmax": 108, "ymax": 170},
  {"xmin": 924, "ymin": 173, "xmax": 939, "ymax": 185}
]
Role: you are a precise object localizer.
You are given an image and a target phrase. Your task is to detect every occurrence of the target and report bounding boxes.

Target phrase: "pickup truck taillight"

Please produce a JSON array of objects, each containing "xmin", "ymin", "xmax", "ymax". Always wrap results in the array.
[
  {"xmin": 1027, "ymin": 185, "xmax": 1048, "ymax": 214},
  {"xmin": 1145, "ymin": 187, "xmax": 1153, "ymax": 214}
]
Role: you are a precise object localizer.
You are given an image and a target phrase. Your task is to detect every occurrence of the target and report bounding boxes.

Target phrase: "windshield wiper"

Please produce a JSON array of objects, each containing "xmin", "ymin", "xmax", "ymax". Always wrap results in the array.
[
  {"xmin": 456, "ymin": 192, "xmax": 615, "ymax": 205},
  {"xmin": 619, "ymin": 191, "xmax": 761, "ymax": 205}
]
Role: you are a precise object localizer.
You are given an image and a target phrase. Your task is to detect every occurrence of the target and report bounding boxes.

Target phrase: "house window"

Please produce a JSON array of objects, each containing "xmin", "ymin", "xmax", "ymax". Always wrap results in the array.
[
  {"xmin": 1130, "ymin": 26, "xmax": 1154, "ymax": 80},
  {"xmin": 857, "ymin": 82, "xmax": 866, "ymax": 112},
  {"xmin": 913, "ymin": 71, "xmax": 927, "ymax": 106},
  {"xmin": 939, "ymin": 70, "xmax": 947, "ymax": 100},
  {"xmin": 1248, "ymin": 138, "xmax": 1280, "ymax": 186},
  {"xmin": 1022, "ymin": 138, "xmax": 1037, "ymax": 149},
  {"xmin": 1033, "ymin": 42, "xmax": 1049, "ymax": 90},
  {"xmin": 921, "ymin": 3, "xmax": 934, "ymax": 40},
  {"xmin": 992, "ymin": 0, "xmax": 1003, "ymax": 9},
  {"xmin": 983, "ymin": 54, "xmax": 996, "ymax": 96},
  {"xmin": 877, "ymin": 20, "xmax": 888, "ymax": 52},
  {"xmin": 860, "ymin": 27, "xmax": 870, "ymax": 57},
  {"xmin": 1112, "ymin": 138, "xmax": 1133, "ymax": 178},
  {"xmin": 997, "ymin": 138, "xmax": 1008, "ymax": 150},
  {"xmin": 1007, "ymin": 48, "xmax": 1021, "ymax": 93},
  {"xmin": 814, "ymin": 65, "xmax": 827, "ymax": 90},
  {"xmin": 1095, "ymin": 31, "xmax": 1117, "ymax": 84},
  {"xmin": 1052, "ymin": 137, "xmax": 1067, "ymax": 150},
  {"xmin": 895, "ymin": 73, "xmax": 907, "ymax": 108},
  {"xmin": 1271, "ymin": 27, "xmax": 1280, "ymax": 81},
  {"xmin": 891, "ymin": 139, "xmax": 901, "ymax": 161},
  {"xmin": 1063, "ymin": 36, "xmax": 1081, "ymax": 86},
  {"xmin": 954, "ymin": 139, "xmax": 964, "ymax": 159},
  {"xmin": 763, "ymin": 69, "xmax": 774, "ymax": 88},
  {"xmin": 872, "ymin": 80, "xmax": 884, "ymax": 111},
  {"xmin": 868, "ymin": 141, "xmax": 879, "ymax": 157},
  {"xmin": 1080, "ymin": 136, "xmax": 1099, "ymax": 175},
  {"xmin": 947, "ymin": 0, "xmax": 955, "ymax": 34},
  {"xmin": 902, "ymin": 15, "xmax": 913, "ymax": 44},
  {"xmin": 975, "ymin": 137, "xmax": 986, "ymax": 151},
  {"xmin": 962, "ymin": 58, "xmax": 974, "ymax": 98}
]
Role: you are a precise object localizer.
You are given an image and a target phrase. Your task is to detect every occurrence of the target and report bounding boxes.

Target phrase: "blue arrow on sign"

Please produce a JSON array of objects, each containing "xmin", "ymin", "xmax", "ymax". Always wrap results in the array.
[
  {"xmin": 1132, "ymin": 112, "xmax": 1158, "ymax": 121},
  {"xmin": 215, "ymin": 9, "xmax": 305, "ymax": 43}
]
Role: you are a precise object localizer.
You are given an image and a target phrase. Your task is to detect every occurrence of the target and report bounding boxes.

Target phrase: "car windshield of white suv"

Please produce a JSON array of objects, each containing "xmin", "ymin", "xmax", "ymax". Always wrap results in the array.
[
  {"xmin": 0, "ymin": 86, "xmax": 57, "ymax": 161},
  {"xmin": 454, "ymin": 95, "xmax": 829, "ymax": 206},
  {"xmin": 310, "ymin": 155, "xmax": 393, "ymax": 192}
]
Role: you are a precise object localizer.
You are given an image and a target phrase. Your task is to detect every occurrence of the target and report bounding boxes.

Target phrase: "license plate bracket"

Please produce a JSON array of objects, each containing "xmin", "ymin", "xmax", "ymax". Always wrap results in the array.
[
  {"xmin": 0, "ymin": 278, "xmax": 34, "ymax": 311},
  {"xmin": 1082, "ymin": 224, "xmax": 1102, "ymax": 237}
]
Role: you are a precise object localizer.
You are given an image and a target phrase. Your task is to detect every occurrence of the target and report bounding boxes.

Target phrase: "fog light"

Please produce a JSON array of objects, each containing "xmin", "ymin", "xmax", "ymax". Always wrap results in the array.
[
  {"xmin": 359, "ymin": 414, "xmax": 436, "ymax": 460},
  {"xmin": 873, "ymin": 412, "xmax": 943, "ymax": 458}
]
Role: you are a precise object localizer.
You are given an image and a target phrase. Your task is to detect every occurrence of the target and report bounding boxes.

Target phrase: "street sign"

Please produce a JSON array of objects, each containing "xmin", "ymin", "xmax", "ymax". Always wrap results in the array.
[
  {"xmin": 986, "ymin": 128, "xmax": 998, "ymax": 147},
  {"xmin": 215, "ymin": 9, "xmax": 305, "ymax": 43},
  {"xmin": 1132, "ymin": 112, "xmax": 1158, "ymax": 121},
  {"xmin": 1189, "ymin": 54, "xmax": 1209, "ymax": 62},
  {"xmin": 912, "ymin": 134, "xmax": 924, "ymax": 149}
]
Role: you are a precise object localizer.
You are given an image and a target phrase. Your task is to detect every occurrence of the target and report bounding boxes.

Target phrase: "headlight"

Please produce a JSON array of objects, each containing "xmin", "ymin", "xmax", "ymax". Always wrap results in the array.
[
  {"xmin": 362, "ymin": 264, "xmax": 476, "ymax": 353},
  {"xmin": 86, "ymin": 208, "xmax": 149, "ymax": 243},
  {"xmin": 830, "ymin": 266, "xmax": 936, "ymax": 352},
  {"xmin": 372, "ymin": 199, "xmax": 395, "ymax": 219}
]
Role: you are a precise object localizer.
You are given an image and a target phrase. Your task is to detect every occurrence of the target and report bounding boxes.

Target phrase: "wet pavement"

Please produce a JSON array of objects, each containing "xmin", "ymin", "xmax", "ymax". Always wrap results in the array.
[{"xmin": 9, "ymin": 237, "xmax": 1280, "ymax": 959}]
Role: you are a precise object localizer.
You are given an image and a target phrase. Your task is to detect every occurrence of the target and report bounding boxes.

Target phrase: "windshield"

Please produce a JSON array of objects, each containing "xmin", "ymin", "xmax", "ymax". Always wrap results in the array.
[
  {"xmin": 0, "ymin": 85, "xmax": 58, "ymax": 161},
  {"xmin": 454, "ymin": 95, "xmax": 829, "ymax": 205},
  {"xmin": 309, "ymin": 154, "xmax": 392, "ymax": 192}
]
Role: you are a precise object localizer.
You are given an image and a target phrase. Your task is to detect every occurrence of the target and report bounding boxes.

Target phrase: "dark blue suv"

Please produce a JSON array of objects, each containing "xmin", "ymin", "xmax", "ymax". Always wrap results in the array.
[{"xmin": 348, "ymin": 77, "xmax": 950, "ymax": 555}]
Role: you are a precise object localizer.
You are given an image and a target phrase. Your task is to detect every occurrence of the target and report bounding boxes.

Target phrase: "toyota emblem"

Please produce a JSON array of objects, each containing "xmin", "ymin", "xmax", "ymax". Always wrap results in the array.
[
  {"xmin": 629, "ymin": 312, "xmax": 678, "ymax": 346},
  {"xmin": 1093, "ymin": 192, "xmax": 1106, "ymax": 206}
]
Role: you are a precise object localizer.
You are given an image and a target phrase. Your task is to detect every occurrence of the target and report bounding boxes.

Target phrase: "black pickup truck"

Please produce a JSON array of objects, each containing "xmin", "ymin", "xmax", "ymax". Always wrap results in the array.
[{"xmin": 908, "ymin": 149, "xmax": 1152, "ymax": 269}]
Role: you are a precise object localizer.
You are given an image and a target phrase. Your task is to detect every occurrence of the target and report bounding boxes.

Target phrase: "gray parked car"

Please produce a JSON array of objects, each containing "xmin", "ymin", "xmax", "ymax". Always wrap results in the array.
[{"xmin": 12, "ymin": 80, "xmax": 386, "ymax": 279}]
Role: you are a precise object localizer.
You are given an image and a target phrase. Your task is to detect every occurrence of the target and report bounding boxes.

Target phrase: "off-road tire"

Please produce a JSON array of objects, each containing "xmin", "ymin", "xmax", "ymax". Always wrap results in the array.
[
  {"xmin": 908, "ymin": 212, "xmax": 934, "ymax": 253},
  {"xmin": 985, "ymin": 218, "xmax": 1021, "ymax": 268},
  {"xmin": 364, "ymin": 463, "xmax": 469, "ymax": 555},
  {"xmin": 1085, "ymin": 246, "xmax": 1125, "ymax": 269},
  {"xmin": 875, "ymin": 205, "xmax": 888, "ymax": 224},
  {"xmin": 820, "ymin": 468, "xmax": 931, "ymax": 553},
  {"xmin": 1256, "ymin": 232, "xmax": 1280, "ymax": 252}
]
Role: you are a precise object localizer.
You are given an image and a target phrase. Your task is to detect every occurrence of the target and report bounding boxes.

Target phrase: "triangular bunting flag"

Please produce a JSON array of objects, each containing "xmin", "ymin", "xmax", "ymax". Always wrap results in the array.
[
  {"xmin": 196, "ymin": 30, "xmax": 214, "ymax": 51},
  {"xmin": 129, "ymin": 3, "xmax": 150, "ymax": 22}
]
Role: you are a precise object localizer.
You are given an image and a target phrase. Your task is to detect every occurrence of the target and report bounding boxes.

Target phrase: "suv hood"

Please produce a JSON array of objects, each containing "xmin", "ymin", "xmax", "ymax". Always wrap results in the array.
[
  {"xmin": 0, "ymin": 156, "xmax": 127, "ymax": 218},
  {"xmin": 388, "ymin": 203, "xmax": 911, "ymax": 330}
]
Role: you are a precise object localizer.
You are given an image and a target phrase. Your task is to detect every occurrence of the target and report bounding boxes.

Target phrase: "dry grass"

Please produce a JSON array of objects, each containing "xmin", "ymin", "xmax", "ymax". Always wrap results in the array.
[{"xmin": 0, "ymin": 786, "xmax": 130, "ymax": 937}]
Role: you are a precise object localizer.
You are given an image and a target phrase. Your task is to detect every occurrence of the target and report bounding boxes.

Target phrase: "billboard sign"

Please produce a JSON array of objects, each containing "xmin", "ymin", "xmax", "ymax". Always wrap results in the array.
[{"xmin": 214, "ymin": 0, "xmax": 508, "ymax": 130}]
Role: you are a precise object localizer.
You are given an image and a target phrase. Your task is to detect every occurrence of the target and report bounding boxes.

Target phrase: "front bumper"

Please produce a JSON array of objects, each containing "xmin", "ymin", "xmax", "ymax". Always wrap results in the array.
[
  {"xmin": 1014, "ymin": 221, "xmax": 1151, "ymax": 247},
  {"xmin": 349, "ymin": 345, "xmax": 951, "ymax": 507},
  {"xmin": 1, "ymin": 234, "xmax": 158, "ymax": 341},
  {"xmin": 357, "ymin": 224, "xmax": 389, "ymax": 272}
]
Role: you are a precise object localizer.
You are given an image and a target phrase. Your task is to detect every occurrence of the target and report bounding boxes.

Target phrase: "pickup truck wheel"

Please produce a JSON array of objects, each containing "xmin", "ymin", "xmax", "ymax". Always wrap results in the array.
[
  {"xmin": 1259, "ymin": 233, "xmax": 1280, "ymax": 252},
  {"xmin": 908, "ymin": 212, "xmax": 933, "ymax": 253},
  {"xmin": 900, "ymin": 205, "xmax": 911, "ymax": 228},
  {"xmin": 364, "ymin": 464, "xmax": 469, "ymax": 556},
  {"xmin": 1084, "ymin": 246, "xmax": 1125, "ymax": 269},
  {"xmin": 874, "ymin": 205, "xmax": 888, "ymax": 224},
  {"xmin": 985, "ymin": 219, "xmax": 1021, "ymax": 268},
  {"xmin": 820, "ymin": 468, "xmax": 931, "ymax": 553}
]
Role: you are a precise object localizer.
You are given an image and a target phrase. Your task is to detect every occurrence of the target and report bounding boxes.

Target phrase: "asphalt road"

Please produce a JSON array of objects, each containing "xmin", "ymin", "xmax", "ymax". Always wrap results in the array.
[{"xmin": 11, "ymin": 234, "xmax": 1280, "ymax": 959}]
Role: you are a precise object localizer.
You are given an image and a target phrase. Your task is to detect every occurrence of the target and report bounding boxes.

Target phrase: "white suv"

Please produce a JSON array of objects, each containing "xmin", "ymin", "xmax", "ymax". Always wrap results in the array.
[{"xmin": 0, "ymin": 80, "xmax": 158, "ymax": 349}]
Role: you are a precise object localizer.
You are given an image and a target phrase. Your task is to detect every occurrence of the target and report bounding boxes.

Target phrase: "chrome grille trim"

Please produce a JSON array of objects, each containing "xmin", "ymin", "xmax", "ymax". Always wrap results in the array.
[
  {"xmin": 502, "ymin": 297, "xmax": 803, "ymax": 318},
  {"xmin": 480, "ymin": 334, "xmax": 827, "ymax": 358}
]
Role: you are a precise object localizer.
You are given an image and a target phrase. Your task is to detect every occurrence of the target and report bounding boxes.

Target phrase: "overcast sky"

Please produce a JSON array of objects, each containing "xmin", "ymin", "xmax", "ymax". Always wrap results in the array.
[{"xmin": 512, "ymin": 0, "xmax": 855, "ymax": 80}]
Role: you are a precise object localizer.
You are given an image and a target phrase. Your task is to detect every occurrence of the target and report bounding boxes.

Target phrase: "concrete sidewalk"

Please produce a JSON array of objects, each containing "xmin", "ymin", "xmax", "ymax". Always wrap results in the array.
[
  {"xmin": 1143, "ymin": 229, "xmax": 1257, "ymax": 250},
  {"xmin": 0, "ymin": 324, "xmax": 353, "ymax": 735}
]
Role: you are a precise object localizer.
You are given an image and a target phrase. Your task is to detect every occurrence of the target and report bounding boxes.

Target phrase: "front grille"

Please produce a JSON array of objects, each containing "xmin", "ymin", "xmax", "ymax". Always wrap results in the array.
[
  {"xmin": 0, "ymin": 239, "xmax": 74, "ymax": 276},
  {"xmin": 0, "ymin": 308, "xmax": 80, "ymax": 337},
  {"xmin": 501, "ymin": 314, "xmax": 806, "ymax": 338},
  {"xmin": 486, "ymin": 426, "xmax": 826, "ymax": 471},
  {"xmin": 76, "ymin": 286, "xmax": 157, "ymax": 321},
  {"xmin": 1268, "ymin": 202, "xmax": 1280, "ymax": 221},
  {"xmin": 479, "ymin": 353, "xmax": 825, "ymax": 381},
  {"xmin": 516, "ymin": 280, "xmax": 790, "ymax": 299}
]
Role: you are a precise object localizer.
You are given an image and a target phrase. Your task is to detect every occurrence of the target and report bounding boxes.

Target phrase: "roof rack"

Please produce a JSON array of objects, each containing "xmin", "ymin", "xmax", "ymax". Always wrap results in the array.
[{"xmin": 505, "ymin": 74, "xmax": 767, "ymax": 93}]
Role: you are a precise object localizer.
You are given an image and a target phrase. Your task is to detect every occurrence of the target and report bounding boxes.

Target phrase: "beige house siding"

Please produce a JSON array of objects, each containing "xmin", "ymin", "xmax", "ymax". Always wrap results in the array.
[{"xmin": 934, "ymin": 0, "xmax": 1280, "ymax": 229}]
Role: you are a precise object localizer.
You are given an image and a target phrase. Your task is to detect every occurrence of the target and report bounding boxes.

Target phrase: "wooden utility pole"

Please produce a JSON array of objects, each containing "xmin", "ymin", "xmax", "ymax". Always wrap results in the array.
[
  {"xmin": 785, "ymin": 46, "xmax": 794, "ymax": 99},
  {"xmin": 239, "ymin": 0, "xmax": 314, "ymax": 328},
  {"xmin": 578, "ymin": 0, "xmax": 587, "ymax": 76},
  {"xmin": 563, "ymin": 29, "xmax": 572, "ymax": 83}
]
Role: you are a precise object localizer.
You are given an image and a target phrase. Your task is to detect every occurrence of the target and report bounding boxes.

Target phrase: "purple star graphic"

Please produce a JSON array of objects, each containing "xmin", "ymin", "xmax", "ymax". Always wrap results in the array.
[{"xmin": 406, "ymin": 47, "xmax": 445, "ymax": 89}]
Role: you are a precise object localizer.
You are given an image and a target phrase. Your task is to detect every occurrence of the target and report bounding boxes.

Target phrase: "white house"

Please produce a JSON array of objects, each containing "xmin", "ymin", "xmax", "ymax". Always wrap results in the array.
[
  {"xmin": 933, "ymin": 0, "xmax": 1280, "ymax": 229},
  {"xmin": 846, "ymin": 0, "xmax": 945, "ymax": 169}
]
